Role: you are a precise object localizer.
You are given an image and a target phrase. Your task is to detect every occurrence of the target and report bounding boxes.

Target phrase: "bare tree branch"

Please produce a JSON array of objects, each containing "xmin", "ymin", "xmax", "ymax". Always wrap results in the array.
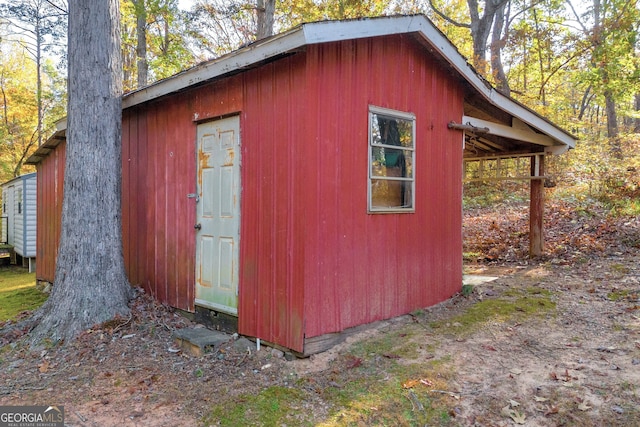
[{"xmin": 427, "ymin": 0, "xmax": 470, "ymax": 28}]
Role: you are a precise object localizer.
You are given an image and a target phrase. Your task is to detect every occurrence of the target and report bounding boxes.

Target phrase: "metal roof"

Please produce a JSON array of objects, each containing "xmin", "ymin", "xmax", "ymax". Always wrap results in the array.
[
  {"xmin": 122, "ymin": 14, "xmax": 576, "ymax": 151},
  {"xmin": 27, "ymin": 14, "xmax": 576, "ymax": 166}
]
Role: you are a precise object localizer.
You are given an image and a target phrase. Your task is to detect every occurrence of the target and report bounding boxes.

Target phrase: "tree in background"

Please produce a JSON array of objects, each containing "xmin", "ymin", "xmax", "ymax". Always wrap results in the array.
[
  {"xmin": 0, "ymin": 0, "xmax": 67, "ymax": 147},
  {"xmin": 121, "ymin": 0, "xmax": 195, "ymax": 91},
  {"xmin": 567, "ymin": 0, "xmax": 640, "ymax": 158},
  {"xmin": 184, "ymin": 0, "xmax": 389, "ymax": 59},
  {"xmin": 427, "ymin": 0, "xmax": 513, "ymax": 94},
  {"xmin": 28, "ymin": 0, "xmax": 131, "ymax": 344},
  {"xmin": 0, "ymin": 41, "xmax": 65, "ymax": 180}
]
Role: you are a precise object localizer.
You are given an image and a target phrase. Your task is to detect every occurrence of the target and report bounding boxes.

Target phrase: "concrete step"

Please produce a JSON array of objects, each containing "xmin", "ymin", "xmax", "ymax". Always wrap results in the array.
[{"xmin": 173, "ymin": 327, "xmax": 230, "ymax": 357}]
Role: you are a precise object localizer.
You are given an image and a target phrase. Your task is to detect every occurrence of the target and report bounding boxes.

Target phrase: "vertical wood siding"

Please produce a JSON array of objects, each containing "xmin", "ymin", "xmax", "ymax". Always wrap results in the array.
[
  {"xmin": 238, "ymin": 54, "xmax": 307, "ymax": 351},
  {"xmin": 300, "ymin": 35, "xmax": 463, "ymax": 341},
  {"xmin": 121, "ymin": 79, "xmax": 243, "ymax": 311},
  {"xmin": 240, "ymin": 35, "xmax": 463, "ymax": 352},
  {"xmin": 22, "ymin": 174, "xmax": 38, "ymax": 257},
  {"xmin": 34, "ymin": 34, "xmax": 463, "ymax": 353},
  {"xmin": 35, "ymin": 143, "xmax": 66, "ymax": 282},
  {"xmin": 122, "ymin": 96, "xmax": 196, "ymax": 310}
]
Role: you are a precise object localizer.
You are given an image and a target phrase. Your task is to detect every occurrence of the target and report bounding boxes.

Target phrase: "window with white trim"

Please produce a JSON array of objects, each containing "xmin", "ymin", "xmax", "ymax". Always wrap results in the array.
[{"xmin": 368, "ymin": 106, "xmax": 415, "ymax": 212}]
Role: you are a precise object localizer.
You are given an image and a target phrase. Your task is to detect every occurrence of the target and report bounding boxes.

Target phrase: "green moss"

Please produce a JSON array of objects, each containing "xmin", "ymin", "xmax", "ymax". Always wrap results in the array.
[
  {"xmin": 610, "ymin": 263, "xmax": 630, "ymax": 274},
  {"xmin": 607, "ymin": 289, "xmax": 630, "ymax": 301},
  {"xmin": 430, "ymin": 289, "xmax": 555, "ymax": 336},
  {"xmin": 203, "ymin": 386, "xmax": 311, "ymax": 426}
]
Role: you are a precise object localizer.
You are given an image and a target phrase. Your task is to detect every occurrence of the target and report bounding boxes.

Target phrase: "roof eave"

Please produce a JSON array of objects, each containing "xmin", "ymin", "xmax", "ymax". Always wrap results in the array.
[{"xmin": 123, "ymin": 15, "xmax": 575, "ymax": 150}]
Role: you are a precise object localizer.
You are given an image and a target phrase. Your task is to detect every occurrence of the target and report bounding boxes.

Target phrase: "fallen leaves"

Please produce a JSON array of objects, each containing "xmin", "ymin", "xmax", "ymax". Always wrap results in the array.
[
  {"xmin": 463, "ymin": 199, "xmax": 639, "ymax": 262},
  {"xmin": 38, "ymin": 360, "xmax": 50, "ymax": 373},
  {"xmin": 501, "ymin": 400, "xmax": 526, "ymax": 424},
  {"xmin": 578, "ymin": 401, "xmax": 592, "ymax": 411},
  {"xmin": 344, "ymin": 356, "xmax": 362, "ymax": 369},
  {"xmin": 402, "ymin": 378, "xmax": 433, "ymax": 389}
]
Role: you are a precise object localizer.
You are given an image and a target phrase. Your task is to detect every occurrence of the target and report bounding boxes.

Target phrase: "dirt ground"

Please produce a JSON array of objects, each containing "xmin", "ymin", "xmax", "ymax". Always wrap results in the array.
[{"xmin": 1, "ymin": 201, "xmax": 639, "ymax": 426}]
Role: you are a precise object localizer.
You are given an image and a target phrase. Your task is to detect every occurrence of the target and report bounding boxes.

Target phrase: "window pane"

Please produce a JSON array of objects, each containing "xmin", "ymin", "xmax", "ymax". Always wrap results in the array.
[
  {"xmin": 371, "ymin": 178, "xmax": 411, "ymax": 208},
  {"xmin": 371, "ymin": 148, "xmax": 413, "ymax": 178},
  {"xmin": 369, "ymin": 108, "xmax": 415, "ymax": 212},
  {"xmin": 371, "ymin": 115, "xmax": 413, "ymax": 148}
]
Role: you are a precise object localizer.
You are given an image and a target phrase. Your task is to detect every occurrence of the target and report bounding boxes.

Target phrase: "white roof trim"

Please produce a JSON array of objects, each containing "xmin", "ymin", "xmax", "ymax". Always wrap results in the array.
[
  {"xmin": 463, "ymin": 116, "xmax": 554, "ymax": 146},
  {"xmin": 120, "ymin": 15, "xmax": 574, "ymax": 150}
]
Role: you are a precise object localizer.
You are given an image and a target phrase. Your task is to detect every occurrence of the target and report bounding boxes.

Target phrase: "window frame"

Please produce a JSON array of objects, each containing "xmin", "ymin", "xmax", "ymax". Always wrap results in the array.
[{"xmin": 368, "ymin": 106, "xmax": 416, "ymax": 213}]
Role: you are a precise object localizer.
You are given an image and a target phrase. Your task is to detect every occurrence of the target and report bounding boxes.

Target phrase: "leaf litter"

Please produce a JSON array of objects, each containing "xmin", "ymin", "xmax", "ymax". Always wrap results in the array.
[{"xmin": 0, "ymin": 199, "xmax": 638, "ymax": 425}]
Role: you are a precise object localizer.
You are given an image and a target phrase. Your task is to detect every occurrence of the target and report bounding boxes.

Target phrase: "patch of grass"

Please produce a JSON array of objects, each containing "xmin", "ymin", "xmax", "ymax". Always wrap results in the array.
[
  {"xmin": 463, "ymin": 252, "xmax": 481, "ymax": 262},
  {"xmin": 348, "ymin": 328, "xmax": 419, "ymax": 359},
  {"xmin": 610, "ymin": 263, "xmax": 630, "ymax": 275},
  {"xmin": 317, "ymin": 360, "xmax": 457, "ymax": 427},
  {"xmin": 202, "ymin": 284, "xmax": 555, "ymax": 427},
  {"xmin": 430, "ymin": 288, "xmax": 555, "ymax": 336},
  {"xmin": 607, "ymin": 289, "xmax": 631, "ymax": 301},
  {"xmin": 204, "ymin": 325, "xmax": 460, "ymax": 427},
  {"xmin": 203, "ymin": 386, "xmax": 311, "ymax": 426},
  {"xmin": 0, "ymin": 266, "xmax": 46, "ymax": 321}
]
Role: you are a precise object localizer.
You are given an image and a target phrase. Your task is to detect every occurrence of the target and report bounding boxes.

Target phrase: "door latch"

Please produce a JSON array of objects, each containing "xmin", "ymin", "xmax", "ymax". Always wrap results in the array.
[
  {"xmin": 187, "ymin": 193, "xmax": 200, "ymax": 202},
  {"xmin": 194, "ymin": 223, "xmax": 202, "ymax": 230}
]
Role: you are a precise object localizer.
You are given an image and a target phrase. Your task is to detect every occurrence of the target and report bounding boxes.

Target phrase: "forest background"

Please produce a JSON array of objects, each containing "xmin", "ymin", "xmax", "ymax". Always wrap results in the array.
[{"xmin": 0, "ymin": 0, "xmax": 638, "ymax": 213}]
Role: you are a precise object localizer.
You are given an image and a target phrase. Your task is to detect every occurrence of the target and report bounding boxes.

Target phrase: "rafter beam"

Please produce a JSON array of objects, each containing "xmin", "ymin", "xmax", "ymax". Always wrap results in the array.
[{"xmin": 463, "ymin": 116, "xmax": 554, "ymax": 147}]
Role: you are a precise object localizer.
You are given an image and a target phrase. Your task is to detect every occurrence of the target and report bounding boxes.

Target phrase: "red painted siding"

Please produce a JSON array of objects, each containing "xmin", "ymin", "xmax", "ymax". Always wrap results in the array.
[
  {"xmin": 300, "ymin": 36, "xmax": 463, "ymax": 340},
  {"xmin": 35, "ymin": 141, "xmax": 65, "ymax": 282},
  {"xmin": 239, "ymin": 35, "xmax": 463, "ymax": 351},
  {"xmin": 34, "ymin": 33, "xmax": 463, "ymax": 354},
  {"xmin": 122, "ymin": 96, "xmax": 198, "ymax": 311},
  {"xmin": 238, "ymin": 55, "xmax": 307, "ymax": 351}
]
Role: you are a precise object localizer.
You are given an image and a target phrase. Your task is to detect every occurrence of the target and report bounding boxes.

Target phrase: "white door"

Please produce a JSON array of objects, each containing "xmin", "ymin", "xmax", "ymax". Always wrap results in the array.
[{"xmin": 195, "ymin": 116, "xmax": 241, "ymax": 314}]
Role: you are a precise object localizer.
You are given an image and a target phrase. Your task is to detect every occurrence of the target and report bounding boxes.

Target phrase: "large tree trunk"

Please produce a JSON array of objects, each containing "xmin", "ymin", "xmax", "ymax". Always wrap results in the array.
[
  {"xmin": 29, "ymin": 0, "xmax": 131, "ymax": 344},
  {"xmin": 256, "ymin": 0, "xmax": 275, "ymax": 39}
]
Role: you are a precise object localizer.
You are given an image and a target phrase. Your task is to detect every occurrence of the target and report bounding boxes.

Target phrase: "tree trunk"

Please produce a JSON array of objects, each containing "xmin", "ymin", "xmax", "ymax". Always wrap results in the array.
[
  {"xmin": 604, "ymin": 88, "xmax": 622, "ymax": 158},
  {"xmin": 634, "ymin": 93, "xmax": 640, "ymax": 133},
  {"xmin": 490, "ymin": 1, "xmax": 509, "ymax": 95},
  {"xmin": 29, "ymin": 0, "xmax": 131, "ymax": 344},
  {"xmin": 36, "ymin": 19, "xmax": 43, "ymax": 146},
  {"xmin": 134, "ymin": 0, "xmax": 148, "ymax": 87},
  {"xmin": 256, "ymin": 0, "xmax": 275, "ymax": 39}
]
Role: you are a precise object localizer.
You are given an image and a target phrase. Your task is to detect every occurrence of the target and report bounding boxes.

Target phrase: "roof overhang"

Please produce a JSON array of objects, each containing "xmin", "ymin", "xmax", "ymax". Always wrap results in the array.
[
  {"xmin": 25, "ymin": 118, "xmax": 67, "ymax": 165},
  {"xmin": 28, "ymin": 15, "xmax": 576, "ymax": 165},
  {"xmin": 127, "ymin": 15, "xmax": 575, "ymax": 154}
]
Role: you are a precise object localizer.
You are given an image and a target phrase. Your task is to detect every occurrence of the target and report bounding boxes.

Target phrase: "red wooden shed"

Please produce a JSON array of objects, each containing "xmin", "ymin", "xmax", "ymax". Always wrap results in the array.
[{"xmin": 27, "ymin": 15, "xmax": 575, "ymax": 355}]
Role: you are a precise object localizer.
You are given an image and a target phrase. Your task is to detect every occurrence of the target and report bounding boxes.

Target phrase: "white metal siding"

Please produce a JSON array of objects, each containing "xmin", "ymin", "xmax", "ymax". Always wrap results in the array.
[
  {"xmin": 14, "ymin": 185, "xmax": 24, "ymax": 254},
  {"xmin": 1, "ymin": 186, "xmax": 10, "ymax": 244},
  {"xmin": 23, "ymin": 175, "xmax": 37, "ymax": 257},
  {"xmin": 2, "ymin": 185, "xmax": 15, "ymax": 246},
  {"xmin": 1, "ymin": 173, "xmax": 37, "ymax": 258}
]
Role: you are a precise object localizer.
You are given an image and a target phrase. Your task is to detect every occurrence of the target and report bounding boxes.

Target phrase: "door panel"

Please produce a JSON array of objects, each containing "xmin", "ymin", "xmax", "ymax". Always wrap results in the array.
[{"xmin": 195, "ymin": 116, "xmax": 240, "ymax": 314}]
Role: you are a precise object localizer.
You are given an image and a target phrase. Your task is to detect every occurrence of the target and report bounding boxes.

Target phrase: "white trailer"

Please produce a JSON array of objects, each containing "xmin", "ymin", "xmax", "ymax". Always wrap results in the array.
[{"xmin": 1, "ymin": 173, "xmax": 37, "ymax": 272}]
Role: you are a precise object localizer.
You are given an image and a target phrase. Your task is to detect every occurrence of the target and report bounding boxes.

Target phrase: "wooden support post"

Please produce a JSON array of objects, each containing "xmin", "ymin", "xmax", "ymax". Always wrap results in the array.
[{"xmin": 529, "ymin": 155, "xmax": 544, "ymax": 257}]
